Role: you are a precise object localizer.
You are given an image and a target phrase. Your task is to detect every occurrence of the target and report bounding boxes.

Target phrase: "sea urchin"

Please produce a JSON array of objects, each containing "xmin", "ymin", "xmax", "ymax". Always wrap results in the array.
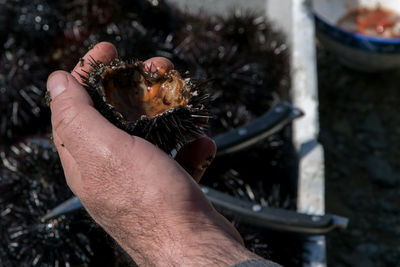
[{"xmin": 80, "ymin": 58, "xmax": 209, "ymax": 153}]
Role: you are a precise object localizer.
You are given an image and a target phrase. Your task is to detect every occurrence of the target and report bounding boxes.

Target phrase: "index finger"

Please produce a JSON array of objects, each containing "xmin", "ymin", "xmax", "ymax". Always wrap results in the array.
[{"xmin": 72, "ymin": 42, "xmax": 118, "ymax": 84}]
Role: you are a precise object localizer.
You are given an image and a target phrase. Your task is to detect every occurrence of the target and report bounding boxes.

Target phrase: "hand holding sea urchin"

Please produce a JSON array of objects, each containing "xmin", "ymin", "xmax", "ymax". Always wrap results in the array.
[{"xmin": 79, "ymin": 58, "xmax": 210, "ymax": 153}]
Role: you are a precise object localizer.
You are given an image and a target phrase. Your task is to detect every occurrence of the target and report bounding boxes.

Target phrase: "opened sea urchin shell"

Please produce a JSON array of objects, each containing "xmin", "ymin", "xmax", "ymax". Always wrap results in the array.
[{"xmin": 80, "ymin": 59, "xmax": 209, "ymax": 153}]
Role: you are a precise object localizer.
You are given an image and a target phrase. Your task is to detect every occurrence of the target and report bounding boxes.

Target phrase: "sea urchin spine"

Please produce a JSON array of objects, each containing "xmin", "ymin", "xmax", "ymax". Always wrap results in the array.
[{"xmin": 80, "ymin": 58, "xmax": 209, "ymax": 153}]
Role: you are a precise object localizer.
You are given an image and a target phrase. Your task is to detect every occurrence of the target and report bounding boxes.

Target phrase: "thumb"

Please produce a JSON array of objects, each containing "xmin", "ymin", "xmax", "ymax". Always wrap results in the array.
[
  {"xmin": 47, "ymin": 71, "xmax": 132, "ymax": 162},
  {"xmin": 47, "ymin": 70, "xmax": 92, "ymax": 105}
]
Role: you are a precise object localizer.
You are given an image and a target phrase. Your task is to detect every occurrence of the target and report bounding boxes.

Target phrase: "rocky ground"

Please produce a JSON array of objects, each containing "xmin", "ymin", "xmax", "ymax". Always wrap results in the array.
[{"xmin": 317, "ymin": 44, "xmax": 400, "ymax": 266}]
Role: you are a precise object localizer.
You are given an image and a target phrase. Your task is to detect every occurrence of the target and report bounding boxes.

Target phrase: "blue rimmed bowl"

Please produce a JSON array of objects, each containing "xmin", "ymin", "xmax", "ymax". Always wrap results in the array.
[{"xmin": 312, "ymin": 0, "xmax": 400, "ymax": 72}]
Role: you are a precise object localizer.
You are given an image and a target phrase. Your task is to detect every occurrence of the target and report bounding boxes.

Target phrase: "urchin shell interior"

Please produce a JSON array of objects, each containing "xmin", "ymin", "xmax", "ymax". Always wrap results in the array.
[
  {"xmin": 82, "ymin": 59, "xmax": 209, "ymax": 152},
  {"xmin": 100, "ymin": 63, "xmax": 191, "ymax": 122}
]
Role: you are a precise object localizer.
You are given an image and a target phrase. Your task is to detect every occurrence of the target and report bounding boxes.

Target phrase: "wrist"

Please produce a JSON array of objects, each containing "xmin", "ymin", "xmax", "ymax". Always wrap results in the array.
[
  {"xmin": 177, "ymin": 231, "xmax": 260, "ymax": 267},
  {"xmin": 119, "ymin": 217, "xmax": 259, "ymax": 267}
]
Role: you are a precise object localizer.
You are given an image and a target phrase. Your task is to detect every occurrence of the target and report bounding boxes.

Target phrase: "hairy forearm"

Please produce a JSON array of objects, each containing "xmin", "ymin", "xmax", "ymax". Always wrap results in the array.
[
  {"xmin": 79, "ymin": 177, "xmax": 258, "ymax": 266},
  {"xmin": 119, "ymin": 232, "xmax": 258, "ymax": 267},
  {"xmin": 179, "ymin": 237, "xmax": 260, "ymax": 267},
  {"xmin": 104, "ymin": 215, "xmax": 259, "ymax": 267}
]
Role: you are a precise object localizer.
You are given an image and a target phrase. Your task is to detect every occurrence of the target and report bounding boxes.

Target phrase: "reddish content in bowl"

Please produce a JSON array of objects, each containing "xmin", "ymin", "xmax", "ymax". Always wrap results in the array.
[{"xmin": 337, "ymin": 6, "xmax": 400, "ymax": 38}]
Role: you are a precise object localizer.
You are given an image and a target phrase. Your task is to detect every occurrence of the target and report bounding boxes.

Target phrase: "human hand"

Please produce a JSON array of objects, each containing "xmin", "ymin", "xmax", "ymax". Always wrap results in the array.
[{"xmin": 47, "ymin": 42, "xmax": 259, "ymax": 266}]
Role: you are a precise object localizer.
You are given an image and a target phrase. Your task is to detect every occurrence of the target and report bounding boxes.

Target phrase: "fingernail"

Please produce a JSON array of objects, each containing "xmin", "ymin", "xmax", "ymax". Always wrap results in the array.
[
  {"xmin": 145, "ymin": 62, "xmax": 156, "ymax": 72},
  {"xmin": 47, "ymin": 71, "xmax": 68, "ymax": 100}
]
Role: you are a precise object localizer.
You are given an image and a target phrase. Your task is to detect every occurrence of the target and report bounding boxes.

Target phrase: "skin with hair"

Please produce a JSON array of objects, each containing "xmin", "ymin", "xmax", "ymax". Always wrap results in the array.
[{"xmin": 46, "ymin": 42, "xmax": 263, "ymax": 266}]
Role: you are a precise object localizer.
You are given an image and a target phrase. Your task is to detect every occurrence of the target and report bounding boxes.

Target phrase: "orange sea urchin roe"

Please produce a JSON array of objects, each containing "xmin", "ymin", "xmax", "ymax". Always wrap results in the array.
[
  {"xmin": 101, "ymin": 64, "xmax": 191, "ymax": 122},
  {"xmin": 338, "ymin": 7, "xmax": 400, "ymax": 38}
]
